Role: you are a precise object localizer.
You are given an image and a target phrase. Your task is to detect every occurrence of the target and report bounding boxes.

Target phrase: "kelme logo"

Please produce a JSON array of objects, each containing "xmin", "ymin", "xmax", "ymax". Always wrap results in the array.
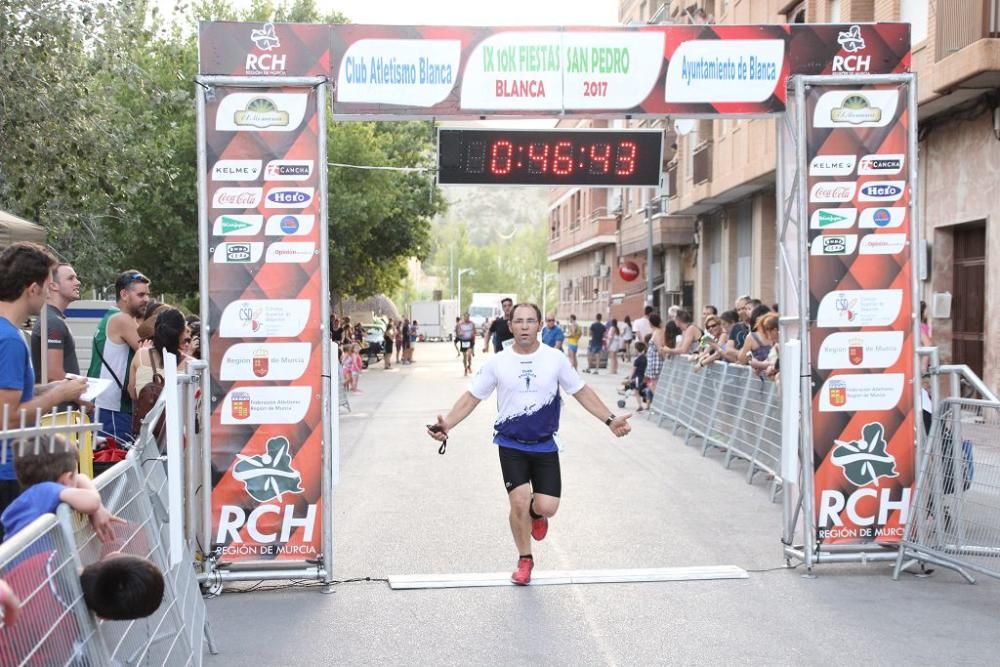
[
  {"xmin": 831, "ymin": 422, "xmax": 899, "ymax": 487},
  {"xmin": 232, "ymin": 436, "xmax": 304, "ymax": 502}
]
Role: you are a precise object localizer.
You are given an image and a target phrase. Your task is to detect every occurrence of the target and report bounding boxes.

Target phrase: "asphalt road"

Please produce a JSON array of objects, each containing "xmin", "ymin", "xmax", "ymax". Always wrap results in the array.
[{"xmin": 207, "ymin": 341, "xmax": 999, "ymax": 666}]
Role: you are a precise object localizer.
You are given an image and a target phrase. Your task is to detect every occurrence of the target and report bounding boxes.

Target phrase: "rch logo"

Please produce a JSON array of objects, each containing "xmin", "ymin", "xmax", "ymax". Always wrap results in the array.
[
  {"xmin": 247, "ymin": 23, "xmax": 286, "ymax": 73},
  {"xmin": 831, "ymin": 422, "xmax": 899, "ymax": 487},
  {"xmin": 232, "ymin": 436, "xmax": 304, "ymax": 502},
  {"xmin": 833, "ymin": 26, "xmax": 870, "ymax": 73}
]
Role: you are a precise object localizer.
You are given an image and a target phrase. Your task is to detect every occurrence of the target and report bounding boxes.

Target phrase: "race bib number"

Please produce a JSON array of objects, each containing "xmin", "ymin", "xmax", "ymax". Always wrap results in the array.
[{"xmin": 460, "ymin": 340, "xmax": 472, "ymax": 350}]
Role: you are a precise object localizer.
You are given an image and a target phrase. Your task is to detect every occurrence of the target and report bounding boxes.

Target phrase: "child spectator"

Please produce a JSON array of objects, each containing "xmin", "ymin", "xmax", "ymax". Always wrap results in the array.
[
  {"xmin": 621, "ymin": 341, "xmax": 650, "ymax": 411},
  {"xmin": 80, "ymin": 552, "xmax": 164, "ymax": 620},
  {"xmin": 349, "ymin": 343, "xmax": 364, "ymax": 392},
  {"xmin": 2, "ymin": 436, "xmax": 121, "ymax": 542}
]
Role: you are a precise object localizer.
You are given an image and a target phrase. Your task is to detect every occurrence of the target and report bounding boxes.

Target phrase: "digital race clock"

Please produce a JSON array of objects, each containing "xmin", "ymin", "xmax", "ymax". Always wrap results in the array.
[{"xmin": 437, "ymin": 128, "xmax": 664, "ymax": 187}]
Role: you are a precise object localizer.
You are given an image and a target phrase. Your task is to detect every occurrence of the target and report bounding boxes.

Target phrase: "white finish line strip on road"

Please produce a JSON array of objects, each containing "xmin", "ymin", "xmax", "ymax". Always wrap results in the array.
[{"xmin": 388, "ymin": 565, "xmax": 748, "ymax": 590}]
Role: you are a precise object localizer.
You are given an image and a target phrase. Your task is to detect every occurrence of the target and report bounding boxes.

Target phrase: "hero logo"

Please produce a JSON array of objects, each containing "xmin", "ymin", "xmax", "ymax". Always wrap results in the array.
[
  {"xmin": 858, "ymin": 181, "xmax": 905, "ymax": 202},
  {"xmin": 246, "ymin": 22, "xmax": 286, "ymax": 74},
  {"xmin": 265, "ymin": 188, "xmax": 314, "ymax": 208},
  {"xmin": 809, "ymin": 181, "xmax": 857, "ymax": 203},
  {"xmin": 833, "ymin": 25, "xmax": 870, "ymax": 73}
]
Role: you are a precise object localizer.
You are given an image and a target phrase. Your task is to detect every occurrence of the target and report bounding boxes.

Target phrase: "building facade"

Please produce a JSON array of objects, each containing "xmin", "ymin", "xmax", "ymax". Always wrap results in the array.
[{"xmin": 548, "ymin": 0, "xmax": 999, "ymax": 389}]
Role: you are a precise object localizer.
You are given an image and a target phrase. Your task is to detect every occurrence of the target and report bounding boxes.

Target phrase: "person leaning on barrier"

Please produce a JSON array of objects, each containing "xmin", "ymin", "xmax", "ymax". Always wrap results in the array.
[
  {"xmin": 0, "ymin": 243, "xmax": 88, "ymax": 538},
  {"xmin": 88, "ymin": 270, "xmax": 151, "ymax": 443},
  {"xmin": 660, "ymin": 309, "xmax": 701, "ymax": 359},
  {"xmin": 737, "ymin": 304, "xmax": 773, "ymax": 371},
  {"xmin": 1, "ymin": 435, "xmax": 122, "ymax": 542}
]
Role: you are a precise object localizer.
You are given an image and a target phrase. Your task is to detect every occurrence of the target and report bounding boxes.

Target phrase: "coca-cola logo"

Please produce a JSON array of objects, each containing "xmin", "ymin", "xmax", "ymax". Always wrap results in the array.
[
  {"xmin": 810, "ymin": 181, "xmax": 857, "ymax": 203},
  {"xmin": 213, "ymin": 187, "xmax": 263, "ymax": 209}
]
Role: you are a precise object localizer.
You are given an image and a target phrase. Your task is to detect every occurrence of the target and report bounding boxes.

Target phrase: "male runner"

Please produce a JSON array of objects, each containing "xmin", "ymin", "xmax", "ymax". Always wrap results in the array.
[
  {"xmin": 428, "ymin": 303, "xmax": 631, "ymax": 585},
  {"xmin": 483, "ymin": 297, "xmax": 514, "ymax": 353},
  {"xmin": 456, "ymin": 312, "xmax": 476, "ymax": 376}
]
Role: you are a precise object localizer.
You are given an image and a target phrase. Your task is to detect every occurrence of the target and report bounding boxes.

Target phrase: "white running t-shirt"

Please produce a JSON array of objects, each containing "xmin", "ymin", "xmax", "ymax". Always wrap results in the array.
[{"xmin": 468, "ymin": 343, "xmax": 585, "ymax": 453}]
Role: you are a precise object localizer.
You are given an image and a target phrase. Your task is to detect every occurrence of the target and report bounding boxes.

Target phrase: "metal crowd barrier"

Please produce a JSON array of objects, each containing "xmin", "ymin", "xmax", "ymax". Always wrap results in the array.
[
  {"xmin": 648, "ymin": 355, "xmax": 783, "ymax": 501},
  {"xmin": 894, "ymin": 398, "xmax": 1000, "ymax": 583},
  {"xmin": 0, "ymin": 376, "xmax": 213, "ymax": 664}
]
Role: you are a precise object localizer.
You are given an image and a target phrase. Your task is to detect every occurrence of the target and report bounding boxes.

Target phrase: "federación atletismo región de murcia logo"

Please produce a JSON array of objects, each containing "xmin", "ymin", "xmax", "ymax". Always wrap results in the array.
[
  {"xmin": 831, "ymin": 422, "xmax": 898, "ymax": 487},
  {"xmin": 233, "ymin": 436, "xmax": 303, "ymax": 502}
]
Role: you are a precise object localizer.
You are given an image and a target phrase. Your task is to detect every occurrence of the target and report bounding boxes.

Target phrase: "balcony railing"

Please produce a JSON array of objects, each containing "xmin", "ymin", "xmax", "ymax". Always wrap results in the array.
[
  {"xmin": 936, "ymin": 0, "xmax": 1000, "ymax": 60},
  {"xmin": 692, "ymin": 141, "xmax": 712, "ymax": 185}
]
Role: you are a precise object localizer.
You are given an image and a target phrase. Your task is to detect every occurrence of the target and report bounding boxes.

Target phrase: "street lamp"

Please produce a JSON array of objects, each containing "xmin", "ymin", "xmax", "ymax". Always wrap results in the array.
[{"xmin": 457, "ymin": 267, "xmax": 474, "ymax": 315}]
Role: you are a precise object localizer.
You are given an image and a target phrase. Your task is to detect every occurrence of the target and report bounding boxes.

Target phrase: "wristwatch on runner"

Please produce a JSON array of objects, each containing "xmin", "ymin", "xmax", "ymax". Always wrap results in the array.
[{"xmin": 605, "ymin": 415, "xmax": 616, "ymax": 426}]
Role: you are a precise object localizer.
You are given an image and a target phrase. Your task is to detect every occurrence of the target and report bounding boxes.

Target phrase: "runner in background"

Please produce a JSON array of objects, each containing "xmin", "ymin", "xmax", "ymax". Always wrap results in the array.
[
  {"xmin": 564, "ymin": 314, "xmax": 582, "ymax": 369},
  {"xmin": 483, "ymin": 297, "xmax": 514, "ymax": 353},
  {"xmin": 456, "ymin": 312, "xmax": 476, "ymax": 376}
]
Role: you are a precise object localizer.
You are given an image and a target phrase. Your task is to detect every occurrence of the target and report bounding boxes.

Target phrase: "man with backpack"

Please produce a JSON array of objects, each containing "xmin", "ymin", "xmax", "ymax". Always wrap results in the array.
[{"xmin": 87, "ymin": 270, "xmax": 151, "ymax": 442}]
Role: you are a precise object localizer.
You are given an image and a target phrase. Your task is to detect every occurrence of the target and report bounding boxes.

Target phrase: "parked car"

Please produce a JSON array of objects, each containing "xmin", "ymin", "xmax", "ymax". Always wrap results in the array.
[{"xmin": 361, "ymin": 323, "xmax": 385, "ymax": 367}]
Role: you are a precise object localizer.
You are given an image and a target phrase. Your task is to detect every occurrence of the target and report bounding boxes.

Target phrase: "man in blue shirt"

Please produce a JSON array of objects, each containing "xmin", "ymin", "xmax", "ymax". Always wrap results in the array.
[
  {"xmin": 0, "ymin": 243, "xmax": 87, "ymax": 540},
  {"xmin": 540, "ymin": 314, "xmax": 564, "ymax": 350}
]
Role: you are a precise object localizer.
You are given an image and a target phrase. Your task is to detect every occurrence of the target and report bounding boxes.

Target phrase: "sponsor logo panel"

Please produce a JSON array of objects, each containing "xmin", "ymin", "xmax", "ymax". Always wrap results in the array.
[
  {"xmin": 813, "ymin": 90, "xmax": 898, "ymax": 128},
  {"xmin": 662, "ymin": 39, "xmax": 785, "ymax": 104},
  {"xmin": 265, "ymin": 242, "xmax": 317, "ymax": 264},
  {"xmin": 857, "ymin": 154, "xmax": 904, "ymax": 175},
  {"xmin": 220, "ymin": 386, "xmax": 312, "ymax": 424},
  {"xmin": 818, "ymin": 373, "xmax": 904, "ymax": 412},
  {"xmin": 220, "ymin": 342, "xmax": 312, "ymax": 381},
  {"xmin": 809, "ymin": 182, "xmax": 857, "ymax": 203},
  {"xmin": 213, "ymin": 242, "xmax": 264, "ymax": 264},
  {"xmin": 859, "ymin": 233, "xmax": 907, "ymax": 255},
  {"xmin": 817, "ymin": 331, "xmax": 905, "ymax": 369},
  {"xmin": 246, "ymin": 23, "xmax": 287, "ymax": 75},
  {"xmin": 218, "ymin": 299, "xmax": 311, "ymax": 338},
  {"xmin": 212, "ymin": 187, "xmax": 262, "ymax": 209},
  {"xmin": 810, "ymin": 234, "xmax": 858, "ymax": 256},
  {"xmin": 212, "ymin": 160, "xmax": 262, "ymax": 181},
  {"xmin": 215, "ymin": 92, "xmax": 308, "ymax": 132},
  {"xmin": 809, "ymin": 155, "xmax": 857, "ymax": 176},
  {"xmin": 213, "ymin": 215, "xmax": 263, "ymax": 236},
  {"xmin": 810, "ymin": 207, "xmax": 857, "ymax": 230},
  {"xmin": 264, "ymin": 214, "xmax": 315, "ymax": 236},
  {"xmin": 264, "ymin": 160, "xmax": 313, "ymax": 181},
  {"xmin": 816, "ymin": 289, "xmax": 903, "ymax": 328},
  {"xmin": 858, "ymin": 181, "xmax": 905, "ymax": 202},
  {"xmin": 858, "ymin": 206, "xmax": 905, "ymax": 229},
  {"xmin": 264, "ymin": 188, "xmax": 315, "ymax": 208},
  {"xmin": 832, "ymin": 26, "xmax": 871, "ymax": 73}
]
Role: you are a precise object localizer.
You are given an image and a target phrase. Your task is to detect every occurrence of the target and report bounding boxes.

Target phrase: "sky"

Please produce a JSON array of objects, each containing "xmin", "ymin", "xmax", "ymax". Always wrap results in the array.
[{"xmin": 156, "ymin": 0, "xmax": 619, "ymax": 26}]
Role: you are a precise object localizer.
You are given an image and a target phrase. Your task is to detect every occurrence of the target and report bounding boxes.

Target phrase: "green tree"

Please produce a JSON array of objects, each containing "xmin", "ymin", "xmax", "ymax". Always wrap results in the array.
[{"xmin": 0, "ymin": 0, "xmax": 442, "ymax": 301}]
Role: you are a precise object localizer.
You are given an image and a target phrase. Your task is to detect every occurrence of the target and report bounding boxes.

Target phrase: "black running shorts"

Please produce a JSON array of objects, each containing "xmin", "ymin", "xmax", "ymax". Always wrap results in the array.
[{"xmin": 497, "ymin": 446, "xmax": 562, "ymax": 497}]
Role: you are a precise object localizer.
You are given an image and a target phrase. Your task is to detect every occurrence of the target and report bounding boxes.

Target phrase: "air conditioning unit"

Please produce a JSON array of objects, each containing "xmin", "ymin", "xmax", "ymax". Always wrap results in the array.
[
  {"xmin": 663, "ymin": 247, "xmax": 682, "ymax": 292},
  {"xmin": 608, "ymin": 189, "xmax": 623, "ymax": 214}
]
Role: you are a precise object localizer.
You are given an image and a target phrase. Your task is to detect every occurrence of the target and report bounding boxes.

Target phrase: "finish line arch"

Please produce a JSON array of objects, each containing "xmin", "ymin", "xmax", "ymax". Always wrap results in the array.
[{"xmin": 193, "ymin": 20, "xmax": 917, "ymax": 584}]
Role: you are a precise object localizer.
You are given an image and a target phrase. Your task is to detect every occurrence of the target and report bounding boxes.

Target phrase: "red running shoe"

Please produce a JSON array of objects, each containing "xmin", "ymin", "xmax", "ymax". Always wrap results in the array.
[
  {"xmin": 531, "ymin": 516, "xmax": 549, "ymax": 541},
  {"xmin": 511, "ymin": 557, "xmax": 534, "ymax": 585}
]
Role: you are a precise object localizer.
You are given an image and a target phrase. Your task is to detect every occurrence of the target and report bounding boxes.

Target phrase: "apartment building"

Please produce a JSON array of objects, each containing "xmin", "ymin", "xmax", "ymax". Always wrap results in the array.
[{"xmin": 602, "ymin": 0, "xmax": 999, "ymax": 390}]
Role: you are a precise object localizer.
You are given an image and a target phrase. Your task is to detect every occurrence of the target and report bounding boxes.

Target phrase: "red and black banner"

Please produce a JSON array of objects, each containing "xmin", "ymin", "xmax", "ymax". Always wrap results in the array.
[
  {"xmin": 805, "ymin": 83, "xmax": 915, "ymax": 545},
  {"xmin": 203, "ymin": 85, "xmax": 326, "ymax": 563},
  {"xmin": 198, "ymin": 21, "xmax": 909, "ymax": 118}
]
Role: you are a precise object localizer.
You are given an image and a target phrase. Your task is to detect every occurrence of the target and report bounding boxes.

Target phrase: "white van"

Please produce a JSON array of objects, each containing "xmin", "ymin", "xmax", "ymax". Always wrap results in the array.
[{"xmin": 62, "ymin": 299, "xmax": 116, "ymax": 373}]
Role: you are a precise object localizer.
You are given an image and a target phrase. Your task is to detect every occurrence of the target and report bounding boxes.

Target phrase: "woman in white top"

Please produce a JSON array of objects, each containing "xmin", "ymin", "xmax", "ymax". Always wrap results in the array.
[
  {"xmin": 620, "ymin": 315, "xmax": 634, "ymax": 361},
  {"xmin": 128, "ymin": 307, "xmax": 191, "ymax": 401},
  {"xmin": 605, "ymin": 318, "xmax": 621, "ymax": 375}
]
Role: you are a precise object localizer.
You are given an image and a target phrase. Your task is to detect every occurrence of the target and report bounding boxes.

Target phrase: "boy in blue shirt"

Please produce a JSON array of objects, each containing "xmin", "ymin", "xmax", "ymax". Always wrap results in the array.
[{"xmin": 1, "ymin": 435, "xmax": 120, "ymax": 542}]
